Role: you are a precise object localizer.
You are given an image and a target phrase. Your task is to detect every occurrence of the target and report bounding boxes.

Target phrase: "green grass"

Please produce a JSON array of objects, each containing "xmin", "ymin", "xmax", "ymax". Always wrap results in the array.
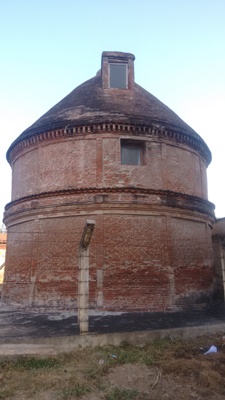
[
  {"xmin": 96, "ymin": 337, "xmax": 180, "ymax": 367},
  {"xmin": 0, "ymin": 335, "xmax": 224, "ymax": 399},
  {"xmin": 106, "ymin": 387, "xmax": 138, "ymax": 400},
  {"xmin": 0, "ymin": 357, "xmax": 59, "ymax": 371},
  {"xmin": 14, "ymin": 357, "xmax": 60, "ymax": 370}
]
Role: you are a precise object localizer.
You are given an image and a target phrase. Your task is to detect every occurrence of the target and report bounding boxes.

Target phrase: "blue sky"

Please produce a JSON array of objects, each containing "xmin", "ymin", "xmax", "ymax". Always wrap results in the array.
[{"xmin": 1, "ymin": 0, "xmax": 225, "ymax": 221}]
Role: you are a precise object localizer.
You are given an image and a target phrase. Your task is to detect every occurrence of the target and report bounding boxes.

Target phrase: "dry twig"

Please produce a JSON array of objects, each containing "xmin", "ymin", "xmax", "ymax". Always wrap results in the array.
[{"xmin": 151, "ymin": 367, "xmax": 162, "ymax": 390}]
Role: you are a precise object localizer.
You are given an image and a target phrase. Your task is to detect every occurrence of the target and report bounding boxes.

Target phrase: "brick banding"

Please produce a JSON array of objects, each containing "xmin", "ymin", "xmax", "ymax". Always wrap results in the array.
[{"xmin": 5, "ymin": 186, "xmax": 214, "ymax": 218}]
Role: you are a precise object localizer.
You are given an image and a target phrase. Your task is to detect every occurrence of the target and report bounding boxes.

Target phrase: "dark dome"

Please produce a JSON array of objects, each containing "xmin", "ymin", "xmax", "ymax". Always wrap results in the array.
[
  {"xmin": 14, "ymin": 75, "xmax": 202, "ymax": 142},
  {"xmin": 8, "ymin": 50, "xmax": 211, "ymax": 164}
]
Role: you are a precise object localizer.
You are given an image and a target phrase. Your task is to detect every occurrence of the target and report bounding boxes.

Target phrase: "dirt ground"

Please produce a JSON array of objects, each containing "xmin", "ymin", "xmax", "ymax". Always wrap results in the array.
[{"xmin": 1, "ymin": 333, "xmax": 225, "ymax": 400}]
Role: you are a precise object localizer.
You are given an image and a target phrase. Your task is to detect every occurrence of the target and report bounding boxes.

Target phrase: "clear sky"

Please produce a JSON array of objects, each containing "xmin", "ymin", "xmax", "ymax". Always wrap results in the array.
[{"xmin": 1, "ymin": 0, "xmax": 225, "ymax": 222}]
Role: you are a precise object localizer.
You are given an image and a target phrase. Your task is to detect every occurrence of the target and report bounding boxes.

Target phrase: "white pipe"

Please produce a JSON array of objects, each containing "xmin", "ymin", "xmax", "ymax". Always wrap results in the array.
[
  {"xmin": 78, "ymin": 220, "xmax": 95, "ymax": 334},
  {"xmin": 0, "ymin": 262, "xmax": 5, "ymax": 270}
]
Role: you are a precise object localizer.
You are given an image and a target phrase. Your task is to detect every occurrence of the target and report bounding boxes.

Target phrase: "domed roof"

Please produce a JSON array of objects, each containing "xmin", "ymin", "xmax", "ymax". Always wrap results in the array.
[
  {"xmin": 8, "ymin": 51, "xmax": 210, "ymax": 162},
  {"xmin": 18, "ymin": 75, "xmax": 198, "ymax": 138}
]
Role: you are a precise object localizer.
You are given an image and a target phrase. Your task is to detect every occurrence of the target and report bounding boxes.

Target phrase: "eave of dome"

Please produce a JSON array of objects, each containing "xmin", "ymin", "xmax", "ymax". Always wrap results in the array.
[{"xmin": 7, "ymin": 72, "xmax": 211, "ymax": 165}]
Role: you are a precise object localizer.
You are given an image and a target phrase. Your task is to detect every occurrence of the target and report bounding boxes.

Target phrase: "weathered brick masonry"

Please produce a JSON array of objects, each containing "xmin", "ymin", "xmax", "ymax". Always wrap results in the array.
[
  {"xmin": 212, "ymin": 218, "xmax": 225, "ymax": 301},
  {"xmin": 3, "ymin": 51, "xmax": 216, "ymax": 310}
]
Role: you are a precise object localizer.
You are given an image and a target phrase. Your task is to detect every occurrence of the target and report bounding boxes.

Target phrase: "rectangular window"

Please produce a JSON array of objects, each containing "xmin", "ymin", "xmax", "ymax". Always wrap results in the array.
[
  {"xmin": 121, "ymin": 140, "xmax": 144, "ymax": 165},
  {"xmin": 109, "ymin": 63, "xmax": 127, "ymax": 89}
]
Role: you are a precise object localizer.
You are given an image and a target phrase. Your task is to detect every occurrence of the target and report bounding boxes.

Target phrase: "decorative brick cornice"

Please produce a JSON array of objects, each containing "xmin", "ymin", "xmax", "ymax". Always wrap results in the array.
[
  {"xmin": 7, "ymin": 122, "xmax": 211, "ymax": 165},
  {"xmin": 5, "ymin": 186, "xmax": 215, "ymax": 218}
]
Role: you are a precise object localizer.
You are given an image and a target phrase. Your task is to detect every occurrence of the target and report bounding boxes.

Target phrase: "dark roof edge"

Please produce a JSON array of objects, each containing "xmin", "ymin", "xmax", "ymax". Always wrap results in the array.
[
  {"xmin": 6, "ymin": 120, "xmax": 212, "ymax": 166},
  {"xmin": 102, "ymin": 51, "xmax": 135, "ymax": 60}
]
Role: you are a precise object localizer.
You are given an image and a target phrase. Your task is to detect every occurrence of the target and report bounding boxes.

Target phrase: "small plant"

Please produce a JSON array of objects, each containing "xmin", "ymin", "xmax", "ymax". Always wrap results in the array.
[
  {"xmin": 60, "ymin": 384, "xmax": 91, "ymax": 399},
  {"xmin": 0, "ymin": 389, "xmax": 13, "ymax": 399},
  {"xmin": 83, "ymin": 365, "xmax": 99, "ymax": 380},
  {"xmin": 106, "ymin": 387, "xmax": 138, "ymax": 400}
]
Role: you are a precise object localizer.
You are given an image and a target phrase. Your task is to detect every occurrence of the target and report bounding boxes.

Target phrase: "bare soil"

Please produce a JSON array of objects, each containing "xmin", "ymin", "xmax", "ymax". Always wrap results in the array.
[{"xmin": 1, "ymin": 333, "xmax": 225, "ymax": 399}]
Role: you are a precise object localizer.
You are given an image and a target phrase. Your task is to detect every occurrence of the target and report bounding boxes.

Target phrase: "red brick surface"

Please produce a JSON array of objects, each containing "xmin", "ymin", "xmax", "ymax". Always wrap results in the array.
[
  {"xmin": 2, "ymin": 176, "xmax": 214, "ymax": 310},
  {"xmin": 10, "ymin": 135, "xmax": 209, "ymax": 202},
  {"xmin": 3, "ymin": 51, "xmax": 215, "ymax": 310}
]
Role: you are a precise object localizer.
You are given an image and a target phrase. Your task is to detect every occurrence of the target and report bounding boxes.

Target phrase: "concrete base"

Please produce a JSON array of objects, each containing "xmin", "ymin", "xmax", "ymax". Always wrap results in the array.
[{"xmin": 0, "ymin": 323, "xmax": 225, "ymax": 358}]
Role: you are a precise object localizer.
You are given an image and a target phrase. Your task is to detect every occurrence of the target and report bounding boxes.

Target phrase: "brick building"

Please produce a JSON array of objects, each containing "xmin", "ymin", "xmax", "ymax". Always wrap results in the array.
[
  {"xmin": 3, "ymin": 51, "xmax": 216, "ymax": 310},
  {"xmin": 212, "ymin": 218, "xmax": 225, "ymax": 301}
]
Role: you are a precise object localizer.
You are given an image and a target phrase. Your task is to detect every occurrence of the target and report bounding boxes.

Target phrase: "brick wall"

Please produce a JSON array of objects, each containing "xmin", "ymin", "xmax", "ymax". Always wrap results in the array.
[
  {"xmin": 212, "ymin": 218, "xmax": 225, "ymax": 301},
  {"xmin": 11, "ymin": 133, "xmax": 208, "ymax": 201},
  {"xmin": 3, "ymin": 131, "xmax": 214, "ymax": 310}
]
